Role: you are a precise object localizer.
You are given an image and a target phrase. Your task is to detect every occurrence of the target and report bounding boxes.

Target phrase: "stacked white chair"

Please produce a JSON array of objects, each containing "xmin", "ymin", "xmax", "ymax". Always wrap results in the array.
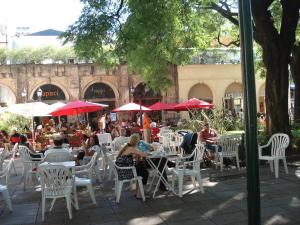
[
  {"xmin": 216, "ymin": 135, "xmax": 241, "ymax": 172},
  {"xmin": 172, "ymin": 143, "xmax": 205, "ymax": 197},
  {"xmin": 37, "ymin": 165, "xmax": 78, "ymax": 221},
  {"xmin": 0, "ymin": 159, "xmax": 13, "ymax": 211},
  {"xmin": 75, "ymin": 152, "xmax": 97, "ymax": 205},
  {"xmin": 18, "ymin": 145, "xmax": 43, "ymax": 190},
  {"xmin": 106, "ymin": 154, "xmax": 145, "ymax": 203},
  {"xmin": 259, "ymin": 133, "xmax": 289, "ymax": 178}
]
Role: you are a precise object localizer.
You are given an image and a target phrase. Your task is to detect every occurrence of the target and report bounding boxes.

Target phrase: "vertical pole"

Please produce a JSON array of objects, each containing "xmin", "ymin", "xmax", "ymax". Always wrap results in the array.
[{"xmin": 238, "ymin": 0, "xmax": 261, "ymax": 225}]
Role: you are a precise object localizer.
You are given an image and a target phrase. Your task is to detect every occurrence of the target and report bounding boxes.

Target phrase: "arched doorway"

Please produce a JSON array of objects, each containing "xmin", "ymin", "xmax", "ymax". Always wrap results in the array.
[
  {"xmin": 133, "ymin": 83, "xmax": 162, "ymax": 106},
  {"xmin": 188, "ymin": 83, "xmax": 213, "ymax": 103},
  {"xmin": 224, "ymin": 82, "xmax": 243, "ymax": 114},
  {"xmin": 33, "ymin": 84, "xmax": 66, "ymax": 103},
  {"xmin": 258, "ymin": 83, "xmax": 265, "ymax": 113},
  {"xmin": 0, "ymin": 85, "xmax": 16, "ymax": 106},
  {"xmin": 84, "ymin": 82, "xmax": 116, "ymax": 130},
  {"xmin": 84, "ymin": 82, "xmax": 116, "ymax": 111}
]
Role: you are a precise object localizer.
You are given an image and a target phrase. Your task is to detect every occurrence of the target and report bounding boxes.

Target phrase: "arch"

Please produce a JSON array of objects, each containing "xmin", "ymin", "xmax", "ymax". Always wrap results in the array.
[
  {"xmin": 82, "ymin": 80, "xmax": 119, "ymax": 100},
  {"xmin": 188, "ymin": 83, "xmax": 213, "ymax": 103},
  {"xmin": 83, "ymin": 81, "xmax": 117, "ymax": 110},
  {"xmin": 133, "ymin": 82, "xmax": 162, "ymax": 106},
  {"xmin": 30, "ymin": 83, "xmax": 69, "ymax": 102},
  {"xmin": 224, "ymin": 82, "xmax": 243, "ymax": 98},
  {"xmin": 224, "ymin": 82, "xmax": 243, "ymax": 113},
  {"xmin": 0, "ymin": 84, "xmax": 16, "ymax": 106}
]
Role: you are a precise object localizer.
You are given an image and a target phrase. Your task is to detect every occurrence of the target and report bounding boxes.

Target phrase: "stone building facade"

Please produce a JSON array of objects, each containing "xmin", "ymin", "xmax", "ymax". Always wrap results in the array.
[{"xmin": 0, "ymin": 63, "xmax": 178, "ymax": 110}]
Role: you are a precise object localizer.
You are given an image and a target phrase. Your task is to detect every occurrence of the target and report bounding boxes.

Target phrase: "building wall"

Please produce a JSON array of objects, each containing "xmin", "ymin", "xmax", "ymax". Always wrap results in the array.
[
  {"xmin": 177, "ymin": 64, "xmax": 265, "ymax": 110},
  {"xmin": 0, "ymin": 63, "xmax": 177, "ymax": 107}
]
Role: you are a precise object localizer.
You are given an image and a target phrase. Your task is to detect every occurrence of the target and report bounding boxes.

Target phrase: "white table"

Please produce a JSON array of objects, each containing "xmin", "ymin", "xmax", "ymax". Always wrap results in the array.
[{"xmin": 146, "ymin": 152, "xmax": 178, "ymax": 198}]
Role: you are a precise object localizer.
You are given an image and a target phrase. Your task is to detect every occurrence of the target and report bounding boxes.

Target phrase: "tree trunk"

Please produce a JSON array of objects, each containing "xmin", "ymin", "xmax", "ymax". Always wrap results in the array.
[
  {"xmin": 251, "ymin": 0, "xmax": 300, "ymax": 135},
  {"xmin": 291, "ymin": 44, "xmax": 300, "ymax": 123}
]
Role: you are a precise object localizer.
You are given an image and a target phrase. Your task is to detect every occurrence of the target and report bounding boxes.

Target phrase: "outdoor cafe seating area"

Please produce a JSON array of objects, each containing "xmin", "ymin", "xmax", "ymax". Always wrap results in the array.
[{"xmin": 0, "ymin": 98, "xmax": 296, "ymax": 224}]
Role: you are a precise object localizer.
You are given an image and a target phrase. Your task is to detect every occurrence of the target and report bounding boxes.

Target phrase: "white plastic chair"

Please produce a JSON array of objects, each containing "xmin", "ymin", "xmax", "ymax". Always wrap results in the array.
[
  {"xmin": 18, "ymin": 145, "xmax": 43, "ymax": 190},
  {"xmin": 112, "ymin": 137, "xmax": 129, "ymax": 152},
  {"xmin": 97, "ymin": 133, "xmax": 113, "ymax": 150},
  {"xmin": 216, "ymin": 135, "xmax": 241, "ymax": 172},
  {"xmin": 107, "ymin": 154, "xmax": 145, "ymax": 203},
  {"xmin": 0, "ymin": 159, "xmax": 13, "ymax": 211},
  {"xmin": 37, "ymin": 165, "xmax": 77, "ymax": 221},
  {"xmin": 172, "ymin": 143, "xmax": 205, "ymax": 197},
  {"xmin": 43, "ymin": 151, "xmax": 73, "ymax": 162},
  {"xmin": 75, "ymin": 152, "xmax": 97, "ymax": 205},
  {"xmin": 259, "ymin": 133, "xmax": 289, "ymax": 178}
]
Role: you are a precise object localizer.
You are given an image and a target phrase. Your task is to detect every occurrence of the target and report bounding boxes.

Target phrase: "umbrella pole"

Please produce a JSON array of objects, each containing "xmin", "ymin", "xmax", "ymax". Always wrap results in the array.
[{"xmin": 32, "ymin": 117, "xmax": 35, "ymax": 144}]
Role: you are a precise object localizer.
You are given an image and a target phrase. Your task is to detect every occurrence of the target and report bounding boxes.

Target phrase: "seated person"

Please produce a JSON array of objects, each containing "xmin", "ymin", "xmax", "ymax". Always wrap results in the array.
[
  {"xmin": 116, "ymin": 134, "xmax": 149, "ymax": 198},
  {"xmin": 199, "ymin": 123, "xmax": 218, "ymax": 157},
  {"xmin": 77, "ymin": 134, "xmax": 101, "ymax": 164},
  {"xmin": 10, "ymin": 128, "xmax": 20, "ymax": 145},
  {"xmin": 19, "ymin": 134, "xmax": 42, "ymax": 159},
  {"xmin": 43, "ymin": 134, "xmax": 73, "ymax": 161}
]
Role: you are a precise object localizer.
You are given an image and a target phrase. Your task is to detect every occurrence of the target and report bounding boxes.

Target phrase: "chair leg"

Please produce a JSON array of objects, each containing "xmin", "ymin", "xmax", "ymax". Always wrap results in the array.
[
  {"xmin": 220, "ymin": 157, "xmax": 224, "ymax": 172},
  {"xmin": 178, "ymin": 172, "xmax": 183, "ymax": 198},
  {"xmin": 87, "ymin": 183, "xmax": 97, "ymax": 205},
  {"xmin": 171, "ymin": 174, "xmax": 176, "ymax": 191},
  {"xmin": 2, "ymin": 189, "xmax": 13, "ymax": 211},
  {"xmin": 42, "ymin": 196, "xmax": 46, "ymax": 221},
  {"xmin": 283, "ymin": 158, "xmax": 288, "ymax": 174},
  {"xmin": 137, "ymin": 179, "xmax": 145, "ymax": 201},
  {"xmin": 191, "ymin": 176, "xmax": 196, "ymax": 188},
  {"xmin": 236, "ymin": 154, "xmax": 240, "ymax": 170},
  {"xmin": 66, "ymin": 195, "xmax": 73, "ymax": 220},
  {"xmin": 196, "ymin": 173, "xmax": 204, "ymax": 194},
  {"xmin": 274, "ymin": 159, "xmax": 279, "ymax": 178},
  {"xmin": 94, "ymin": 166, "xmax": 102, "ymax": 183},
  {"xmin": 269, "ymin": 160, "xmax": 274, "ymax": 172},
  {"xmin": 116, "ymin": 181, "xmax": 123, "ymax": 203},
  {"xmin": 72, "ymin": 185, "xmax": 79, "ymax": 210},
  {"xmin": 49, "ymin": 198, "xmax": 56, "ymax": 212},
  {"xmin": 12, "ymin": 162, "xmax": 17, "ymax": 176}
]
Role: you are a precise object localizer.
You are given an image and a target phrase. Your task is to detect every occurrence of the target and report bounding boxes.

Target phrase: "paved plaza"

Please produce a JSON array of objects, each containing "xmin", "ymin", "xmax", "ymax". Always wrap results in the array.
[{"xmin": 0, "ymin": 159, "xmax": 299, "ymax": 225}]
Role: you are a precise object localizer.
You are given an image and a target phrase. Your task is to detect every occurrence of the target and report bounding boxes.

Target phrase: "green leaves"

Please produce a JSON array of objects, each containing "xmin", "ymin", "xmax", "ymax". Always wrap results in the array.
[
  {"xmin": 0, "ymin": 46, "xmax": 76, "ymax": 64},
  {"xmin": 62, "ymin": 0, "xmax": 221, "ymax": 92}
]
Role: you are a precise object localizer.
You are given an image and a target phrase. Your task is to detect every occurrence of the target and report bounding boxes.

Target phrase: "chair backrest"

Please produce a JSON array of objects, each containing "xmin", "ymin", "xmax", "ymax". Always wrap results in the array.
[
  {"xmin": 0, "ymin": 158, "xmax": 13, "ymax": 186},
  {"xmin": 268, "ymin": 133, "xmax": 290, "ymax": 157},
  {"xmin": 188, "ymin": 143, "xmax": 205, "ymax": 170},
  {"xmin": 106, "ymin": 153, "xmax": 118, "ymax": 178},
  {"xmin": 37, "ymin": 165, "xmax": 73, "ymax": 196},
  {"xmin": 18, "ymin": 145, "xmax": 33, "ymax": 162},
  {"xmin": 84, "ymin": 152, "xmax": 98, "ymax": 172},
  {"xmin": 0, "ymin": 147, "xmax": 9, "ymax": 170},
  {"xmin": 97, "ymin": 133, "xmax": 113, "ymax": 145},
  {"xmin": 217, "ymin": 135, "xmax": 241, "ymax": 157},
  {"xmin": 112, "ymin": 137, "xmax": 129, "ymax": 152},
  {"xmin": 44, "ymin": 151, "xmax": 72, "ymax": 162}
]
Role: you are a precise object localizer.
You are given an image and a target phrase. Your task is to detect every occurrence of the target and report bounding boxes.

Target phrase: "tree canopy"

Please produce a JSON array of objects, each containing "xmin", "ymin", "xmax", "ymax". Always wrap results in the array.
[
  {"xmin": 63, "ymin": 0, "xmax": 300, "ymax": 134},
  {"xmin": 62, "ymin": 0, "xmax": 223, "ymax": 92}
]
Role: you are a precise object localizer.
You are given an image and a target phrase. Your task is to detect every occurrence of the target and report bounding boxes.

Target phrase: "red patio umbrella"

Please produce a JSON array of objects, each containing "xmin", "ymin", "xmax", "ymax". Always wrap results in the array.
[
  {"xmin": 148, "ymin": 102, "xmax": 175, "ymax": 111},
  {"xmin": 112, "ymin": 102, "xmax": 151, "ymax": 112},
  {"xmin": 50, "ymin": 100, "xmax": 104, "ymax": 116},
  {"xmin": 174, "ymin": 98, "xmax": 213, "ymax": 111}
]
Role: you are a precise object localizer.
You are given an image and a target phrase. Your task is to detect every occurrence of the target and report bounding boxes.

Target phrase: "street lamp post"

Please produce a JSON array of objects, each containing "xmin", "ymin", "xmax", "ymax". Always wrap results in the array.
[
  {"xmin": 21, "ymin": 88, "xmax": 27, "ymax": 103},
  {"xmin": 37, "ymin": 88, "xmax": 43, "ymax": 102}
]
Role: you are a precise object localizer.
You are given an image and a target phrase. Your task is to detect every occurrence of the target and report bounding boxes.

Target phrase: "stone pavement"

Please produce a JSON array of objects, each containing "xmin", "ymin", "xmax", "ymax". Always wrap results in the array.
[{"xmin": 0, "ymin": 159, "xmax": 299, "ymax": 225}]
